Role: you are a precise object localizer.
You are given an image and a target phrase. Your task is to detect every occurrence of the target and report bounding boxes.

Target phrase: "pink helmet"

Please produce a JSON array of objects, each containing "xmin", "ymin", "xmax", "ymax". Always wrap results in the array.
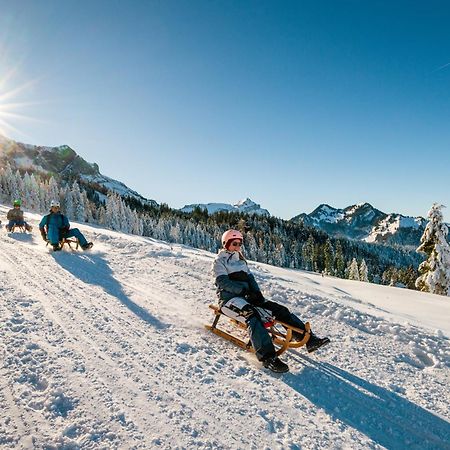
[{"xmin": 221, "ymin": 229, "xmax": 243, "ymax": 247}]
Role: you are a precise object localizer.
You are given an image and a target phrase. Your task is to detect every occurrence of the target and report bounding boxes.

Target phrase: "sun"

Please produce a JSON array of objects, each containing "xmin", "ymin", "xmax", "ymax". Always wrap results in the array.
[{"xmin": 0, "ymin": 68, "xmax": 40, "ymax": 138}]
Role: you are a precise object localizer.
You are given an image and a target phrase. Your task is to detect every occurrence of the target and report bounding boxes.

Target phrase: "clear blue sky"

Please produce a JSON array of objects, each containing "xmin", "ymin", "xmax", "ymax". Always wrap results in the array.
[{"xmin": 1, "ymin": 0, "xmax": 449, "ymax": 221}]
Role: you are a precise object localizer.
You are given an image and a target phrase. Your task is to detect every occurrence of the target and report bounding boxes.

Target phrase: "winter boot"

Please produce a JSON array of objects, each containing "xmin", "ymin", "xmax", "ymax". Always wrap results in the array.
[
  {"xmin": 81, "ymin": 242, "xmax": 93, "ymax": 250},
  {"xmin": 292, "ymin": 330, "xmax": 307, "ymax": 342},
  {"xmin": 262, "ymin": 357, "xmax": 289, "ymax": 373},
  {"xmin": 52, "ymin": 244, "xmax": 61, "ymax": 251},
  {"xmin": 306, "ymin": 334, "xmax": 330, "ymax": 353}
]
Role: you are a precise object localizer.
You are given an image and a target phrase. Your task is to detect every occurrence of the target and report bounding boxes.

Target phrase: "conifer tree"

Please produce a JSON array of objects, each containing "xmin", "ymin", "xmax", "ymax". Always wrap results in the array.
[
  {"xmin": 335, "ymin": 240, "xmax": 345, "ymax": 277},
  {"xmin": 415, "ymin": 204, "xmax": 450, "ymax": 296},
  {"xmin": 71, "ymin": 181, "xmax": 85, "ymax": 222},
  {"xmin": 302, "ymin": 235, "xmax": 316, "ymax": 271},
  {"xmin": 324, "ymin": 238, "xmax": 334, "ymax": 275},
  {"xmin": 348, "ymin": 258, "xmax": 360, "ymax": 280},
  {"xmin": 359, "ymin": 259, "xmax": 369, "ymax": 282},
  {"xmin": 48, "ymin": 177, "xmax": 60, "ymax": 209}
]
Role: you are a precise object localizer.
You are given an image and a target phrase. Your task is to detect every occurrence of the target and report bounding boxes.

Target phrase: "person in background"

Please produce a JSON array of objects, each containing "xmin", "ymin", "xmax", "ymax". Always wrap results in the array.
[
  {"xmin": 39, "ymin": 200, "xmax": 93, "ymax": 251},
  {"xmin": 6, "ymin": 199, "xmax": 33, "ymax": 232},
  {"xmin": 212, "ymin": 229, "xmax": 330, "ymax": 373}
]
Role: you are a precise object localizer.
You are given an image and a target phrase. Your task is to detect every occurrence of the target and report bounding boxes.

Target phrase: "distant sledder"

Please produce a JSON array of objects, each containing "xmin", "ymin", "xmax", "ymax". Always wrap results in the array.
[
  {"xmin": 39, "ymin": 200, "xmax": 93, "ymax": 252},
  {"xmin": 207, "ymin": 229, "xmax": 330, "ymax": 373},
  {"xmin": 5, "ymin": 200, "xmax": 33, "ymax": 232}
]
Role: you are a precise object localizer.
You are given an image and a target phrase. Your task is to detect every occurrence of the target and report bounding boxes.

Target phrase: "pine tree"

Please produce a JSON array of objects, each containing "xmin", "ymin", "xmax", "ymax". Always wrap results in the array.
[
  {"xmin": 324, "ymin": 238, "xmax": 334, "ymax": 275},
  {"xmin": 359, "ymin": 259, "xmax": 369, "ymax": 282},
  {"xmin": 302, "ymin": 235, "xmax": 316, "ymax": 271},
  {"xmin": 348, "ymin": 258, "xmax": 360, "ymax": 280},
  {"xmin": 415, "ymin": 204, "xmax": 450, "ymax": 296},
  {"xmin": 47, "ymin": 177, "xmax": 60, "ymax": 210},
  {"xmin": 335, "ymin": 240, "xmax": 345, "ymax": 278},
  {"xmin": 71, "ymin": 181, "xmax": 85, "ymax": 222}
]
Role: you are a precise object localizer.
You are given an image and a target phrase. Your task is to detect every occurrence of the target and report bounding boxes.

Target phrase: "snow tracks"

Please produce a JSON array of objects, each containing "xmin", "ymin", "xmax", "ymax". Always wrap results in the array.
[{"xmin": 1, "ymin": 228, "xmax": 450, "ymax": 449}]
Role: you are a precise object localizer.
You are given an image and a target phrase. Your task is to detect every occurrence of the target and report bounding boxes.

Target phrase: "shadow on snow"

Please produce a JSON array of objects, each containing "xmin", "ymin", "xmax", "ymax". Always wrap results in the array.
[
  {"xmin": 53, "ymin": 250, "xmax": 167, "ymax": 330},
  {"xmin": 285, "ymin": 355, "xmax": 450, "ymax": 450},
  {"xmin": 7, "ymin": 232, "xmax": 34, "ymax": 243}
]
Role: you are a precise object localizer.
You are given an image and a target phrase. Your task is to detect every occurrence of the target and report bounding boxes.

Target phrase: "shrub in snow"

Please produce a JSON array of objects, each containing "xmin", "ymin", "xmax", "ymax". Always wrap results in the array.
[{"xmin": 415, "ymin": 203, "xmax": 450, "ymax": 296}]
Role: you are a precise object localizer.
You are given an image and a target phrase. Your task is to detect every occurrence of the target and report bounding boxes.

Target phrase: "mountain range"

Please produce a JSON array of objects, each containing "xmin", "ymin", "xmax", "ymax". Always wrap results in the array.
[
  {"xmin": 291, "ymin": 203, "xmax": 428, "ymax": 248},
  {"xmin": 180, "ymin": 198, "xmax": 270, "ymax": 216},
  {"xmin": 0, "ymin": 134, "xmax": 157, "ymax": 207}
]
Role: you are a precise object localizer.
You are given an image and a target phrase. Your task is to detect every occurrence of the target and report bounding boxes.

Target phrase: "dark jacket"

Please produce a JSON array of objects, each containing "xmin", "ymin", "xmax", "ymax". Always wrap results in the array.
[{"xmin": 7, "ymin": 208, "xmax": 24, "ymax": 221}]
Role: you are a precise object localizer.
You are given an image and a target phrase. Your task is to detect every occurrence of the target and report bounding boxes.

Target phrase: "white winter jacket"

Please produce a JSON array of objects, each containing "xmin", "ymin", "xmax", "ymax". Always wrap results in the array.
[{"xmin": 212, "ymin": 250, "xmax": 261, "ymax": 303}]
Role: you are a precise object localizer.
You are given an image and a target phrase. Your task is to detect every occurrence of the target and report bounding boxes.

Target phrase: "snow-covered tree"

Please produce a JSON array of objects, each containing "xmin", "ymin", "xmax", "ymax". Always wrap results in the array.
[
  {"xmin": 335, "ymin": 240, "xmax": 345, "ymax": 278},
  {"xmin": 348, "ymin": 258, "xmax": 360, "ymax": 281},
  {"xmin": 47, "ymin": 177, "xmax": 60, "ymax": 210},
  {"xmin": 415, "ymin": 204, "xmax": 450, "ymax": 296},
  {"xmin": 71, "ymin": 181, "xmax": 85, "ymax": 222},
  {"xmin": 359, "ymin": 259, "xmax": 369, "ymax": 282},
  {"xmin": 324, "ymin": 238, "xmax": 334, "ymax": 275},
  {"xmin": 24, "ymin": 173, "xmax": 41, "ymax": 211},
  {"xmin": 302, "ymin": 235, "xmax": 316, "ymax": 271}
]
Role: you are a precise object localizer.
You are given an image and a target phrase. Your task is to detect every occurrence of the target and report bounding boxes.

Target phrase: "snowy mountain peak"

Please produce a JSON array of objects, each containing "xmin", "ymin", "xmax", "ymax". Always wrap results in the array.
[
  {"xmin": 234, "ymin": 197, "xmax": 256, "ymax": 208},
  {"xmin": 292, "ymin": 202, "xmax": 426, "ymax": 245},
  {"xmin": 180, "ymin": 198, "xmax": 270, "ymax": 216},
  {"xmin": 309, "ymin": 204, "xmax": 343, "ymax": 223},
  {"xmin": 0, "ymin": 134, "xmax": 157, "ymax": 207},
  {"xmin": 233, "ymin": 198, "xmax": 270, "ymax": 215}
]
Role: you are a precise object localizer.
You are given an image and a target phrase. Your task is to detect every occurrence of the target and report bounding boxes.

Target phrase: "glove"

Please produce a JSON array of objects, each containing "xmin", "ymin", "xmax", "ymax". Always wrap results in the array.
[
  {"xmin": 245, "ymin": 291, "xmax": 265, "ymax": 306},
  {"xmin": 40, "ymin": 230, "xmax": 47, "ymax": 241}
]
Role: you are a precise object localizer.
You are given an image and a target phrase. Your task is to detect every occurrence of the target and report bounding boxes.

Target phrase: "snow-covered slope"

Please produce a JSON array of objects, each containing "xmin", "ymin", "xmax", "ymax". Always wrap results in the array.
[
  {"xmin": 1, "ymin": 204, "xmax": 449, "ymax": 449},
  {"xmin": 365, "ymin": 213, "xmax": 427, "ymax": 244},
  {"xmin": 180, "ymin": 198, "xmax": 270, "ymax": 216}
]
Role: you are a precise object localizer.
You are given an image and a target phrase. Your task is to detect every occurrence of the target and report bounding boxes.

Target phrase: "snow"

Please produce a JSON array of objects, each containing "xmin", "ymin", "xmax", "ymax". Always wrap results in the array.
[
  {"xmin": 1, "ymin": 203, "xmax": 450, "ymax": 449},
  {"xmin": 181, "ymin": 198, "xmax": 270, "ymax": 216},
  {"xmin": 13, "ymin": 156, "xmax": 36, "ymax": 169},
  {"xmin": 80, "ymin": 174, "xmax": 156, "ymax": 207},
  {"xmin": 365, "ymin": 214, "xmax": 426, "ymax": 243},
  {"xmin": 312, "ymin": 205, "xmax": 343, "ymax": 223},
  {"xmin": 181, "ymin": 202, "xmax": 235, "ymax": 214}
]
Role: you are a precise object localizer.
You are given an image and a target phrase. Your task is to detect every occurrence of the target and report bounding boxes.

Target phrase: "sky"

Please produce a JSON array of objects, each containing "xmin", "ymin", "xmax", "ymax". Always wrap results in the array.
[{"xmin": 0, "ymin": 0, "xmax": 449, "ymax": 221}]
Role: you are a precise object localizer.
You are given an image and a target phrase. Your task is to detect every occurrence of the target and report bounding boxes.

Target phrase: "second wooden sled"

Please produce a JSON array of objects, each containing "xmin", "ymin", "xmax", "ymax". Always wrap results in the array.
[
  {"xmin": 205, "ymin": 304, "xmax": 311, "ymax": 357},
  {"xmin": 8, "ymin": 224, "xmax": 32, "ymax": 233}
]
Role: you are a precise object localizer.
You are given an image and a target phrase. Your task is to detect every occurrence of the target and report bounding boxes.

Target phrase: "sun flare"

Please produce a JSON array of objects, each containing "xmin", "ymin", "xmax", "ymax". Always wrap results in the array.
[{"xmin": 0, "ymin": 69, "xmax": 40, "ymax": 138}]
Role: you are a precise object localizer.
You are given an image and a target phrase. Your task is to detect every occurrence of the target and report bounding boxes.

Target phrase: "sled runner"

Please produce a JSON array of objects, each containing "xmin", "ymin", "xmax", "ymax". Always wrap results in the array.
[
  {"xmin": 7, "ymin": 224, "xmax": 32, "ymax": 233},
  {"xmin": 46, "ymin": 237, "xmax": 79, "ymax": 250},
  {"xmin": 205, "ymin": 304, "xmax": 311, "ymax": 357}
]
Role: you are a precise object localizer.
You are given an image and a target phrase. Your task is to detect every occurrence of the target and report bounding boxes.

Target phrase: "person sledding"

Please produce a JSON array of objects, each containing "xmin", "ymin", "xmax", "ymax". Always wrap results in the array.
[
  {"xmin": 212, "ymin": 229, "xmax": 330, "ymax": 373},
  {"xmin": 5, "ymin": 200, "xmax": 33, "ymax": 232},
  {"xmin": 39, "ymin": 200, "xmax": 93, "ymax": 251}
]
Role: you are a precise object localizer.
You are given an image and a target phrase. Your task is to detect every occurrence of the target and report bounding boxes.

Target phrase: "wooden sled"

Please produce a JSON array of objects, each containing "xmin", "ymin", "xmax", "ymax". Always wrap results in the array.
[
  {"xmin": 205, "ymin": 304, "xmax": 311, "ymax": 357},
  {"xmin": 8, "ymin": 224, "xmax": 32, "ymax": 233},
  {"xmin": 46, "ymin": 237, "xmax": 79, "ymax": 250}
]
